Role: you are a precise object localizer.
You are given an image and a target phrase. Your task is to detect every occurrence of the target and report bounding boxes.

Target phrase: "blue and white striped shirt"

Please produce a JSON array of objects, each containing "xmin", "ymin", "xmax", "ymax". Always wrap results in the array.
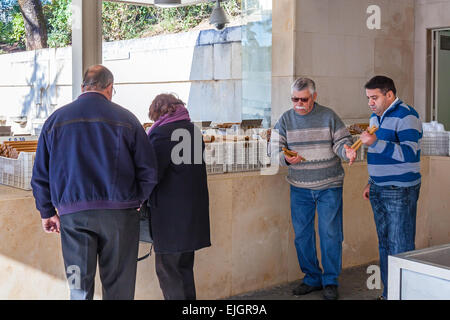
[{"xmin": 367, "ymin": 98, "xmax": 422, "ymax": 187}]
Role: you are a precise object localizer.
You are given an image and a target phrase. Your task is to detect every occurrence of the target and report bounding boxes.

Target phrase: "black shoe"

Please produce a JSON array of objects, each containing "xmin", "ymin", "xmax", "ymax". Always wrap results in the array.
[
  {"xmin": 376, "ymin": 295, "xmax": 386, "ymax": 300},
  {"xmin": 323, "ymin": 285, "xmax": 339, "ymax": 300},
  {"xmin": 292, "ymin": 283, "xmax": 322, "ymax": 296}
]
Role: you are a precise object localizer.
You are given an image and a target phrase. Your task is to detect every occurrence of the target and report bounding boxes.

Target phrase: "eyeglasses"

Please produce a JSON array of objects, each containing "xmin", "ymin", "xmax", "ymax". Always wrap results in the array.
[
  {"xmin": 112, "ymin": 86, "xmax": 116, "ymax": 96},
  {"xmin": 291, "ymin": 96, "xmax": 310, "ymax": 103}
]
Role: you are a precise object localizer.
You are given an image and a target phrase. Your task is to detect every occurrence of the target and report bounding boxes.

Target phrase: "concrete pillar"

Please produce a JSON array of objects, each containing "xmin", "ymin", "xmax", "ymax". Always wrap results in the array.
[
  {"xmin": 71, "ymin": 0, "xmax": 102, "ymax": 100},
  {"xmin": 271, "ymin": 0, "xmax": 296, "ymax": 125}
]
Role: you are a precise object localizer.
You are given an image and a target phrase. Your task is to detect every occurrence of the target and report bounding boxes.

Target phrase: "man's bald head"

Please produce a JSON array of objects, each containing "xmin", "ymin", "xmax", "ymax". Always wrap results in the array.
[{"xmin": 82, "ymin": 65, "xmax": 114, "ymax": 92}]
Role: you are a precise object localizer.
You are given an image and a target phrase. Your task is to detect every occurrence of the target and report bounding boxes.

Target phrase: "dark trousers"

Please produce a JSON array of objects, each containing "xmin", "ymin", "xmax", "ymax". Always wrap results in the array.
[
  {"xmin": 155, "ymin": 251, "xmax": 196, "ymax": 300},
  {"xmin": 60, "ymin": 209, "xmax": 140, "ymax": 300}
]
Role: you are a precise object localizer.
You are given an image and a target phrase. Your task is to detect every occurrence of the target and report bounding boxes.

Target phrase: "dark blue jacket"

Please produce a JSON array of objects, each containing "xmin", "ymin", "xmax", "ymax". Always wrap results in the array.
[{"xmin": 31, "ymin": 92, "xmax": 158, "ymax": 219}]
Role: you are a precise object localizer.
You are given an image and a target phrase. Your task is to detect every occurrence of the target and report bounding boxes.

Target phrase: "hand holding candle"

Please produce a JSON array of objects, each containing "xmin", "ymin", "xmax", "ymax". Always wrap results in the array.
[
  {"xmin": 282, "ymin": 147, "xmax": 306, "ymax": 163},
  {"xmin": 351, "ymin": 125, "xmax": 379, "ymax": 151}
]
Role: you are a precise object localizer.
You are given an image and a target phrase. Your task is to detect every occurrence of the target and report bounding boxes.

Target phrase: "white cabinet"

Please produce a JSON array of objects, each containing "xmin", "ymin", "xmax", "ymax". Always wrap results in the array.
[{"xmin": 388, "ymin": 244, "xmax": 450, "ymax": 300}]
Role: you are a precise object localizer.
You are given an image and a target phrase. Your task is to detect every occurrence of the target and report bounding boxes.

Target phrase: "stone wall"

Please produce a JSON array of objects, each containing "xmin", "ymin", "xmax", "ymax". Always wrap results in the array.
[
  {"xmin": 0, "ymin": 26, "xmax": 242, "ymax": 135},
  {"xmin": 1, "ymin": 157, "xmax": 449, "ymax": 299},
  {"xmin": 271, "ymin": 0, "xmax": 416, "ymax": 125}
]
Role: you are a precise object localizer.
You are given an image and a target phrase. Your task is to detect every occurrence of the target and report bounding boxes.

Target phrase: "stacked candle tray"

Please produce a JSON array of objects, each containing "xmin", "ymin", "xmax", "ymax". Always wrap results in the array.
[
  {"xmin": 258, "ymin": 140, "xmax": 271, "ymax": 167},
  {"xmin": 203, "ymin": 133, "xmax": 273, "ymax": 174},
  {"xmin": 421, "ymin": 131, "xmax": 449, "ymax": 156},
  {"xmin": 223, "ymin": 141, "xmax": 235, "ymax": 173},
  {"xmin": 232, "ymin": 141, "xmax": 247, "ymax": 172},
  {"xmin": 0, "ymin": 140, "xmax": 38, "ymax": 159},
  {"xmin": 0, "ymin": 149, "xmax": 36, "ymax": 191},
  {"xmin": 0, "ymin": 140, "xmax": 37, "ymax": 189},
  {"xmin": 204, "ymin": 142, "xmax": 225, "ymax": 175},
  {"xmin": 247, "ymin": 140, "xmax": 259, "ymax": 171}
]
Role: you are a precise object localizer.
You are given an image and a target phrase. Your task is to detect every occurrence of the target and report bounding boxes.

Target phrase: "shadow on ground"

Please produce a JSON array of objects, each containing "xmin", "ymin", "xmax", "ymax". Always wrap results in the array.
[{"xmin": 225, "ymin": 263, "xmax": 382, "ymax": 300}]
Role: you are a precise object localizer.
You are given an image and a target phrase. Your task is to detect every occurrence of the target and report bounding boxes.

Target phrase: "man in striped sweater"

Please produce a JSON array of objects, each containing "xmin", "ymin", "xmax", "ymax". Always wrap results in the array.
[
  {"xmin": 273, "ymin": 78, "xmax": 356, "ymax": 300},
  {"xmin": 360, "ymin": 76, "xmax": 422, "ymax": 300}
]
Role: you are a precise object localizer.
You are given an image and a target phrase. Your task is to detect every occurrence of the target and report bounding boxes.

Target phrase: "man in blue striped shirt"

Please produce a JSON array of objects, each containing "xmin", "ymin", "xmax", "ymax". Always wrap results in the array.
[{"xmin": 360, "ymin": 76, "xmax": 422, "ymax": 300}]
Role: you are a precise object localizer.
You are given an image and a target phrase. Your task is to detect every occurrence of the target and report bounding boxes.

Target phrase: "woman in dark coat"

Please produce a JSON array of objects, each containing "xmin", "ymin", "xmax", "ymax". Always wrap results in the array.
[{"xmin": 147, "ymin": 93, "xmax": 210, "ymax": 300}]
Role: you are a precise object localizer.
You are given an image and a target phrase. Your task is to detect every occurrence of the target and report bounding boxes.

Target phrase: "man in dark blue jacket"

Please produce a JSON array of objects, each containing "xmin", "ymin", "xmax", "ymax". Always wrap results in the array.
[{"xmin": 31, "ymin": 65, "xmax": 158, "ymax": 300}]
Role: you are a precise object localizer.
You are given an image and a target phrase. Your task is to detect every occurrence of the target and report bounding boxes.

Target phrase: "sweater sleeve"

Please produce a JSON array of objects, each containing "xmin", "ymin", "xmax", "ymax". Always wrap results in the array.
[
  {"xmin": 331, "ymin": 114, "xmax": 353, "ymax": 161},
  {"xmin": 369, "ymin": 114, "xmax": 422, "ymax": 163},
  {"xmin": 271, "ymin": 117, "xmax": 289, "ymax": 167},
  {"xmin": 132, "ymin": 124, "xmax": 158, "ymax": 203},
  {"xmin": 31, "ymin": 130, "xmax": 56, "ymax": 219}
]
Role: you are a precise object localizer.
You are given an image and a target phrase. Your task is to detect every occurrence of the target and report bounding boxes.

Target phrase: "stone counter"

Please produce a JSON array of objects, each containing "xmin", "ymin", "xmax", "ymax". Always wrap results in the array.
[{"xmin": 1, "ymin": 157, "xmax": 449, "ymax": 299}]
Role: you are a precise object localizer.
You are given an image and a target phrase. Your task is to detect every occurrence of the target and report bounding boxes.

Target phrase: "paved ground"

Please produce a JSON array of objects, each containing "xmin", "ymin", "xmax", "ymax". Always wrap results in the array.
[{"xmin": 225, "ymin": 262, "xmax": 383, "ymax": 300}]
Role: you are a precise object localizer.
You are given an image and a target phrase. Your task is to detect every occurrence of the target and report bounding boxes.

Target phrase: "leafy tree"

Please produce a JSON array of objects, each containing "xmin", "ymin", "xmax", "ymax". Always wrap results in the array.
[
  {"xmin": 17, "ymin": 0, "xmax": 48, "ymax": 50},
  {"xmin": 44, "ymin": 0, "xmax": 70, "ymax": 47},
  {"xmin": 102, "ymin": 0, "xmax": 241, "ymax": 41},
  {"xmin": 0, "ymin": 20, "xmax": 10, "ymax": 42},
  {"xmin": 102, "ymin": 2, "xmax": 156, "ymax": 42},
  {"xmin": 0, "ymin": 0, "xmax": 241, "ymax": 51},
  {"xmin": 10, "ymin": 7, "xmax": 24, "ymax": 45}
]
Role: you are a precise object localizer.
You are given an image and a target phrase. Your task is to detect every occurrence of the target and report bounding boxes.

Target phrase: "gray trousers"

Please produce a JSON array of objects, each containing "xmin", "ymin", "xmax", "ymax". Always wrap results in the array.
[
  {"xmin": 155, "ymin": 251, "xmax": 196, "ymax": 300},
  {"xmin": 60, "ymin": 209, "xmax": 140, "ymax": 300}
]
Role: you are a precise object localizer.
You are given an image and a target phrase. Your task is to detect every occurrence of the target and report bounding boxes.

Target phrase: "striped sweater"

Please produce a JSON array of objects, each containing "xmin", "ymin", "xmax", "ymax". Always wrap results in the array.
[
  {"xmin": 367, "ymin": 98, "xmax": 422, "ymax": 187},
  {"xmin": 273, "ymin": 103, "xmax": 353, "ymax": 190}
]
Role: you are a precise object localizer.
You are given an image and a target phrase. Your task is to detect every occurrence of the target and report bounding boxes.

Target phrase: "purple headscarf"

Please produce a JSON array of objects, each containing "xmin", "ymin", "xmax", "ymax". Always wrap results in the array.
[{"xmin": 147, "ymin": 104, "xmax": 191, "ymax": 135}]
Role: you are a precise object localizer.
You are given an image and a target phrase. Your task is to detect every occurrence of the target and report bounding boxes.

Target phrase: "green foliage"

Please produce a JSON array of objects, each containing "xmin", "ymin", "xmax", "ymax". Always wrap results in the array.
[
  {"xmin": 102, "ymin": 2, "xmax": 157, "ymax": 42},
  {"xmin": 1, "ymin": 0, "xmax": 72, "ymax": 48},
  {"xmin": 156, "ymin": 3, "xmax": 213, "ymax": 33},
  {"xmin": 222, "ymin": 0, "xmax": 242, "ymax": 17},
  {"xmin": 44, "ymin": 0, "xmax": 71, "ymax": 48},
  {"xmin": 10, "ymin": 7, "xmax": 24, "ymax": 47},
  {"xmin": 0, "ymin": 0, "xmax": 242, "ymax": 49},
  {"xmin": 0, "ymin": 21, "xmax": 9, "ymax": 43},
  {"xmin": 0, "ymin": 3, "xmax": 28, "ymax": 49},
  {"xmin": 102, "ymin": 0, "xmax": 241, "ymax": 42}
]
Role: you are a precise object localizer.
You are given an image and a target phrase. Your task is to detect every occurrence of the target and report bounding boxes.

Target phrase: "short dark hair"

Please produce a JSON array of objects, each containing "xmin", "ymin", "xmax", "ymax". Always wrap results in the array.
[
  {"xmin": 82, "ymin": 65, "xmax": 114, "ymax": 91},
  {"xmin": 364, "ymin": 75, "xmax": 396, "ymax": 96}
]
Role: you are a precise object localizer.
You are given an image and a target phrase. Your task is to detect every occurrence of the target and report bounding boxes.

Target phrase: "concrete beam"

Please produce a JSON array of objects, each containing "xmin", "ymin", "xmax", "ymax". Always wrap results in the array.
[
  {"xmin": 107, "ymin": 0, "xmax": 209, "ymax": 7},
  {"xmin": 71, "ymin": 0, "xmax": 102, "ymax": 100}
]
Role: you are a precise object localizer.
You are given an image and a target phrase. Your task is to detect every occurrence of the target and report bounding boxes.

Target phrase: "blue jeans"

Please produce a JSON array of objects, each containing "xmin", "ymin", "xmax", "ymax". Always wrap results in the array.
[
  {"xmin": 369, "ymin": 183, "xmax": 421, "ymax": 298},
  {"xmin": 290, "ymin": 185, "xmax": 343, "ymax": 287}
]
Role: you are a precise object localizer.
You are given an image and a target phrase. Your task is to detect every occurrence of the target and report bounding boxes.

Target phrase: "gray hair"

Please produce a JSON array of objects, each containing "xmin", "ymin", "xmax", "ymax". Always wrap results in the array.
[
  {"xmin": 291, "ymin": 77, "xmax": 316, "ymax": 95},
  {"xmin": 82, "ymin": 65, "xmax": 114, "ymax": 91}
]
